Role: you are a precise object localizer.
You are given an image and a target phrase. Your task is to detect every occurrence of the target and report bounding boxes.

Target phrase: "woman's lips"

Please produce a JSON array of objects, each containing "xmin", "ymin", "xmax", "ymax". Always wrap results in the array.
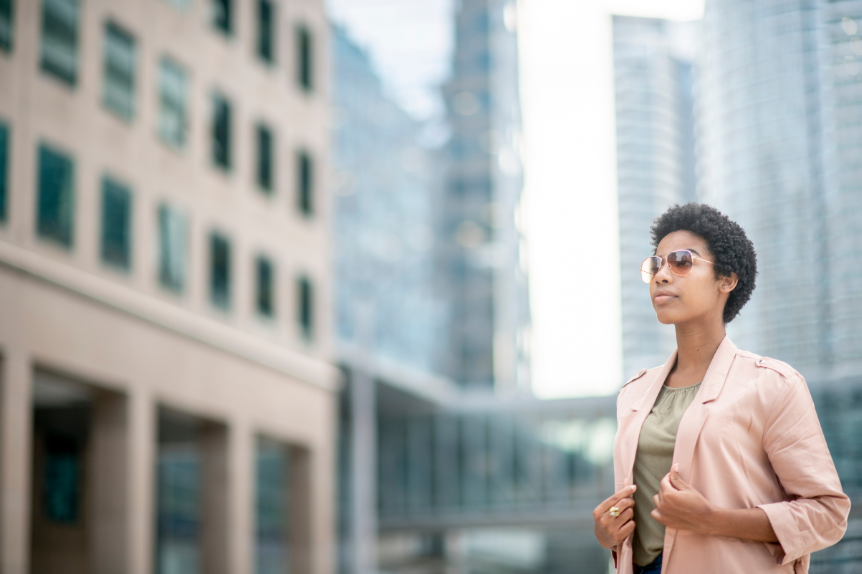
[{"xmin": 654, "ymin": 294, "xmax": 677, "ymax": 305}]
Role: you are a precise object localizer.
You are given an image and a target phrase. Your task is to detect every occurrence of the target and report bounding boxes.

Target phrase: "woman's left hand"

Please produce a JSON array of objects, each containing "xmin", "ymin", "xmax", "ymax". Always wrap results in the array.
[{"xmin": 651, "ymin": 463, "xmax": 716, "ymax": 534}]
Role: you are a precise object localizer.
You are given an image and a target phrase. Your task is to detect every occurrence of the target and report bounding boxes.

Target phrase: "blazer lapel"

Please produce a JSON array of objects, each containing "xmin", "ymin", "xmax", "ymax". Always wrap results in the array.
[
  {"xmin": 662, "ymin": 335, "xmax": 738, "ymax": 567},
  {"xmin": 618, "ymin": 349, "xmax": 677, "ymax": 485}
]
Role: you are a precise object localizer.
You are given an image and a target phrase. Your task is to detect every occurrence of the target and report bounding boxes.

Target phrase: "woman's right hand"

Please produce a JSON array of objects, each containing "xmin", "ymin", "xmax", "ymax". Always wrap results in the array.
[{"xmin": 593, "ymin": 485, "xmax": 637, "ymax": 549}]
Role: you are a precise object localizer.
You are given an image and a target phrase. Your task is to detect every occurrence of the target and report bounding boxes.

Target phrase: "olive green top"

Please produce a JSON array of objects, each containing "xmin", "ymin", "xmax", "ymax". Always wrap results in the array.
[{"xmin": 632, "ymin": 381, "xmax": 702, "ymax": 567}]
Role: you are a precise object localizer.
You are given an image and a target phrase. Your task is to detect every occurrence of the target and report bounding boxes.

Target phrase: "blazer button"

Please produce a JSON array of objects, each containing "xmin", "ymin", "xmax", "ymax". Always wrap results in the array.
[{"xmin": 759, "ymin": 359, "xmax": 765, "ymax": 364}]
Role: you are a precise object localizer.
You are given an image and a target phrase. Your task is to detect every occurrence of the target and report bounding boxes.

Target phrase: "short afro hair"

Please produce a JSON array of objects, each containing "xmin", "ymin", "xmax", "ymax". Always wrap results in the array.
[{"xmin": 650, "ymin": 203, "xmax": 757, "ymax": 323}]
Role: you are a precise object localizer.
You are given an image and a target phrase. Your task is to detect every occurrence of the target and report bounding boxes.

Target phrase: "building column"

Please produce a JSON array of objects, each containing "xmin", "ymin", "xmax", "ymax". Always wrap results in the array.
[
  {"xmin": 128, "ymin": 390, "xmax": 154, "ymax": 574},
  {"xmin": 202, "ymin": 421, "xmax": 229, "ymax": 574},
  {"xmin": 350, "ymin": 367, "xmax": 377, "ymax": 574},
  {"xmin": 89, "ymin": 390, "xmax": 129, "ymax": 574},
  {"xmin": 0, "ymin": 347, "xmax": 32, "ymax": 574},
  {"xmin": 290, "ymin": 445, "xmax": 314, "ymax": 574},
  {"xmin": 229, "ymin": 420, "xmax": 253, "ymax": 574}
]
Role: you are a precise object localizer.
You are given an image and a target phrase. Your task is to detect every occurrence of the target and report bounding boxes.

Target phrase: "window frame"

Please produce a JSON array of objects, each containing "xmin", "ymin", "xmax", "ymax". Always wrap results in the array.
[
  {"xmin": 40, "ymin": 0, "xmax": 80, "ymax": 86},
  {"xmin": 211, "ymin": 91, "xmax": 232, "ymax": 172},
  {"xmin": 100, "ymin": 175, "xmax": 133, "ymax": 271},
  {"xmin": 209, "ymin": 231, "xmax": 232, "ymax": 311},
  {"xmin": 158, "ymin": 56, "xmax": 189, "ymax": 150},
  {"xmin": 102, "ymin": 20, "xmax": 137, "ymax": 121},
  {"xmin": 36, "ymin": 142, "xmax": 75, "ymax": 249}
]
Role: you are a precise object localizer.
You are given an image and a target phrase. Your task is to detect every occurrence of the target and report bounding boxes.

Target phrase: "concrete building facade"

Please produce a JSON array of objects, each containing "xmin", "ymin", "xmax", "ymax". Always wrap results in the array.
[{"xmin": 0, "ymin": 1, "xmax": 336, "ymax": 574}]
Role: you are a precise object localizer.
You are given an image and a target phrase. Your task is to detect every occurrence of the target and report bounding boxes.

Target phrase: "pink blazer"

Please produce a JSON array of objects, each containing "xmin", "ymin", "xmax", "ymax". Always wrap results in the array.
[{"xmin": 612, "ymin": 336, "xmax": 850, "ymax": 574}]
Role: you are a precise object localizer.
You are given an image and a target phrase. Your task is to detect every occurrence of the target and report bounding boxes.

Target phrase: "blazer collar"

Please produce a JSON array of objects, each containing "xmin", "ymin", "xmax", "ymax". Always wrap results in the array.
[{"xmin": 630, "ymin": 333, "xmax": 737, "ymax": 411}]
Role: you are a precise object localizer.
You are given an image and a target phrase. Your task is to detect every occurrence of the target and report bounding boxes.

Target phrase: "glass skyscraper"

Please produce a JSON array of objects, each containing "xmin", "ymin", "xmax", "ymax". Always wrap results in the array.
[
  {"xmin": 438, "ymin": 0, "xmax": 531, "ymax": 391},
  {"xmin": 331, "ymin": 26, "xmax": 445, "ymax": 372},
  {"xmin": 612, "ymin": 16, "xmax": 699, "ymax": 379}
]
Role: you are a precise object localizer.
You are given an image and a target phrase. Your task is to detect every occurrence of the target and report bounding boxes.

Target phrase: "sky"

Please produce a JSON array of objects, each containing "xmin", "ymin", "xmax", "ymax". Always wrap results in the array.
[{"xmin": 328, "ymin": 0, "xmax": 705, "ymax": 398}]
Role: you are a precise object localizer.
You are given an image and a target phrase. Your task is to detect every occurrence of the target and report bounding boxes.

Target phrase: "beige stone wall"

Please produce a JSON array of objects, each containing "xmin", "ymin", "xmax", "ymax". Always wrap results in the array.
[{"xmin": 0, "ymin": 0, "xmax": 337, "ymax": 572}]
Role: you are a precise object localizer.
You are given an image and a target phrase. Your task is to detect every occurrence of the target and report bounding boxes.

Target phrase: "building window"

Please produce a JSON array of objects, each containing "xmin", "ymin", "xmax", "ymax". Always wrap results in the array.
[
  {"xmin": 298, "ymin": 276, "xmax": 313, "ymax": 340},
  {"xmin": 210, "ymin": 232, "xmax": 231, "ymax": 309},
  {"xmin": 157, "ymin": 204, "xmax": 187, "ymax": 293},
  {"xmin": 297, "ymin": 150, "xmax": 313, "ymax": 216},
  {"xmin": 296, "ymin": 25, "xmax": 313, "ymax": 92},
  {"xmin": 37, "ymin": 143, "xmax": 75, "ymax": 247},
  {"xmin": 256, "ymin": 124, "xmax": 273, "ymax": 192},
  {"xmin": 43, "ymin": 434, "xmax": 81, "ymax": 523},
  {"xmin": 102, "ymin": 22, "xmax": 136, "ymax": 120},
  {"xmin": 0, "ymin": 121, "xmax": 7, "ymax": 223},
  {"xmin": 255, "ymin": 439, "xmax": 289, "ymax": 574},
  {"xmin": 211, "ymin": 93, "xmax": 231, "ymax": 171},
  {"xmin": 257, "ymin": 0, "xmax": 274, "ymax": 64},
  {"xmin": 101, "ymin": 177, "xmax": 132, "ymax": 270},
  {"xmin": 40, "ymin": 0, "xmax": 79, "ymax": 86},
  {"xmin": 256, "ymin": 256, "xmax": 274, "ymax": 317},
  {"xmin": 158, "ymin": 57, "xmax": 188, "ymax": 149},
  {"xmin": 212, "ymin": 0, "xmax": 232, "ymax": 36},
  {"xmin": 0, "ymin": 0, "xmax": 13, "ymax": 52}
]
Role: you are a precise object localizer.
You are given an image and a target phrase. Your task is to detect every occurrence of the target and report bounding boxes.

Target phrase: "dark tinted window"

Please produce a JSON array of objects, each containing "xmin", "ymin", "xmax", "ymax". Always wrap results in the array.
[
  {"xmin": 103, "ymin": 22, "xmax": 136, "ymax": 120},
  {"xmin": 297, "ymin": 26, "xmax": 313, "ymax": 91},
  {"xmin": 257, "ymin": 125, "xmax": 273, "ymax": 192},
  {"xmin": 212, "ymin": 93, "xmax": 231, "ymax": 170},
  {"xmin": 210, "ymin": 232, "xmax": 231, "ymax": 309},
  {"xmin": 40, "ymin": 0, "xmax": 79, "ymax": 85},
  {"xmin": 0, "ymin": 0, "xmax": 13, "ymax": 52},
  {"xmin": 212, "ymin": 0, "xmax": 232, "ymax": 35},
  {"xmin": 297, "ymin": 151, "xmax": 313, "ymax": 216},
  {"xmin": 257, "ymin": 0, "xmax": 274, "ymax": 64},
  {"xmin": 0, "ymin": 121, "xmax": 7, "ymax": 223},
  {"xmin": 101, "ymin": 177, "xmax": 132, "ymax": 270},
  {"xmin": 298, "ymin": 276, "xmax": 313, "ymax": 340},
  {"xmin": 37, "ymin": 143, "xmax": 75, "ymax": 247},
  {"xmin": 256, "ymin": 256, "xmax": 274, "ymax": 317}
]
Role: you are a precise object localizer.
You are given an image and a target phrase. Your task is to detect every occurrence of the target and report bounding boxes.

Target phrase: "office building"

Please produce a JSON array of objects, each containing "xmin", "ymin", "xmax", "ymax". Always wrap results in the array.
[
  {"xmin": 0, "ymin": 1, "xmax": 335, "ymax": 573},
  {"xmin": 438, "ymin": 0, "xmax": 531, "ymax": 392},
  {"xmin": 611, "ymin": 15, "xmax": 698, "ymax": 379}
]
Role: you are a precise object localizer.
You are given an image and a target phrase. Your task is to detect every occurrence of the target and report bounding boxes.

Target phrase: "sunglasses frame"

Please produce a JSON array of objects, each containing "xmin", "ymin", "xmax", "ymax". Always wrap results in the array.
[{"xmin": 641, "ymin": 249, "xmax": 714, "ymax": 283}]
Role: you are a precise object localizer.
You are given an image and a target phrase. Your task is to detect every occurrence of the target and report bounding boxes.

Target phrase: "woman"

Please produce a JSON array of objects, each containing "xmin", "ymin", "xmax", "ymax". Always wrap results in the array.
[{"xmin": 593, "ymin": 203, "xmax": 850, "ymax": 574}]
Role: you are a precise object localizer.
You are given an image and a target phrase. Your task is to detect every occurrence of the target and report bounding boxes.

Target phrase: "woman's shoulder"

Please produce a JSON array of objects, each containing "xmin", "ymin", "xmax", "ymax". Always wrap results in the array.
[{"xmin": 732, "ymin": 347, "xmax": 803, "ymax": 382}]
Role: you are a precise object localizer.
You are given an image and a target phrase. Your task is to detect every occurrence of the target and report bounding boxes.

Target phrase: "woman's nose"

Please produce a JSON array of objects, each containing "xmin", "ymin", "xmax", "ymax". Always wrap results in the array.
[{"xmin": 654, "ymin": 258, "xmax": 674, "ymax": 283}]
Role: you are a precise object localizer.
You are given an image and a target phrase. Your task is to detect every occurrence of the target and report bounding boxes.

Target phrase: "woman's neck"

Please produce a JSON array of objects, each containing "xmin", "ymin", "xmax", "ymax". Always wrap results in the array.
[{"xmin": 667, "ymin": 320, "xmax": 726, "ymax": 387}]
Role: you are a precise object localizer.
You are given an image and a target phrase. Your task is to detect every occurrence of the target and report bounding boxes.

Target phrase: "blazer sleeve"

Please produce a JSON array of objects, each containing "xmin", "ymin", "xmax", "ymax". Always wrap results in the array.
[{"xmin": 756, "ymin": 372, "xmax": 851, "ymax": 565}]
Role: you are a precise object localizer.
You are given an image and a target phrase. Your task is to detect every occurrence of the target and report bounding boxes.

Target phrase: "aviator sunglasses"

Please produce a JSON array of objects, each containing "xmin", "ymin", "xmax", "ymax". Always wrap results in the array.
[{"xmin": 641, "ymin": 250, "xmax": 714, "ymax": 283}]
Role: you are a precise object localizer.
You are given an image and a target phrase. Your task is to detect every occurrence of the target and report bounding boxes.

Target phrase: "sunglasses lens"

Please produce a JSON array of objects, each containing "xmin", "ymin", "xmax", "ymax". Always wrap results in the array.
[
  {"xmin": 641, "ymin": 257, "xmax": 660, "ymax": 283},
  {"xmin": 667, "ymin": 251, "xmax": 693, "ymax": 275}
]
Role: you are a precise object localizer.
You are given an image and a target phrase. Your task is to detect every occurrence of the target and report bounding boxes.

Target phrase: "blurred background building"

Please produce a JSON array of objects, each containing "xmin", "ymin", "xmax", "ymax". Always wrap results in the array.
[
  {"xmin": 438, "ymin": 0, "xmax": 531, "ymax": 393},
  {"xmin": 0, "ymin": 1, "xmax": 337, "ymax": 573},
  {"xmin": 611, "ymin": 15, "xmax": 698, "ymax": 381},
  {"xmin": 2, "ymin": 0, "xmax": 862, "ymax": 573}
]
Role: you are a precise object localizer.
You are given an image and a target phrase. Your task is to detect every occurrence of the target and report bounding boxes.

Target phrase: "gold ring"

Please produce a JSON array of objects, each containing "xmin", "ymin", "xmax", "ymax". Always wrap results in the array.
[{"xmin": 609, "ymin": 506, "xmax": 621, "ymax": 518}]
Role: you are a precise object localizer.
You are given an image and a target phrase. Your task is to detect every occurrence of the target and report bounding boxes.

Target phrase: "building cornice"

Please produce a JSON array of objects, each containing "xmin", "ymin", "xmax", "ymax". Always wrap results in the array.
[{"xmin": 0, "ymin": 240, "xmax": 341, "ymax": 392}]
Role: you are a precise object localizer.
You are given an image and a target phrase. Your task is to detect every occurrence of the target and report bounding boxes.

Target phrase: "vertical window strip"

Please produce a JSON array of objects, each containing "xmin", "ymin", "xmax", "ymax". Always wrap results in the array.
[
  {"xmin": 298, "ymin": 151, "xmax": 313, "ymax": 216},
  {"xmin": 101, "ymin": 177, "xmax": 132, "ymax": 270},
  {"xmin": 0, "ymin": 0, "xmax": 13, "ymax": 52},
  {"xmin": 212, "ymin": 0, "xmax": 232, "ymax": 35},
  {"xmin": 158, "ymin": 204, "xmax": 187, "ymax": 292},
  {"xmin": 257, "ymin": 256, "xmax": 274, "ymax": 317},
  {"xmin": 40, "ymin": 0, "xmax": 80, "ymax": 85},
  {"xmin": 158, "ymin": 57, "xmax": 188, "ymax": 148},
  {"xmin": 297, "ymin": 26, "xmax": 313, "ymax": 91},
  {"xmin": 258, "ymin": 0, "xmax": 274, "ymax": 63},
  {"xmin": 212, "ymin": 93, "xmax": 231, "ymax": 170},
  {"xmin": 103, "ymin": 22, "xmax": 136, "ymax": 120},
  {"xmin": 210, "ymin": 232, "xmax": 231, "ymax": 309},
  {"xmin": 299, "ymin": 276, "xmax": 313, "ymax": 340},
  {"xmin": 37, "ymin": 143, "xmax": 75, "ymax": 247},
  {"xmin": 0, "ymin": 122, "xmax": 7, "ymax": 223},
  {"xmin": 255, "ymin": 440, "xmax": 289, "ymax": 574},
  {"xmin": 257, "ymin": 125, "xmax": 273, "ymax": 192}
]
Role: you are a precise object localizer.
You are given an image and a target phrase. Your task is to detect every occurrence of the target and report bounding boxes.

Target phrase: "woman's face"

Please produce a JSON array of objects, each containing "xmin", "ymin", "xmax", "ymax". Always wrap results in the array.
[{"xmin": 649, "ymin": 230, "xmax": 737, "ymax": 326}]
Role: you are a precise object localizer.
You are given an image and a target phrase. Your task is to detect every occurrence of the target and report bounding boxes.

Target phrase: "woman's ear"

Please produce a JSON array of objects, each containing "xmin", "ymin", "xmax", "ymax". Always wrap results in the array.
[{"xmin": 719, "ymin": 272, "xmax": 738, "ymax": 294}]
